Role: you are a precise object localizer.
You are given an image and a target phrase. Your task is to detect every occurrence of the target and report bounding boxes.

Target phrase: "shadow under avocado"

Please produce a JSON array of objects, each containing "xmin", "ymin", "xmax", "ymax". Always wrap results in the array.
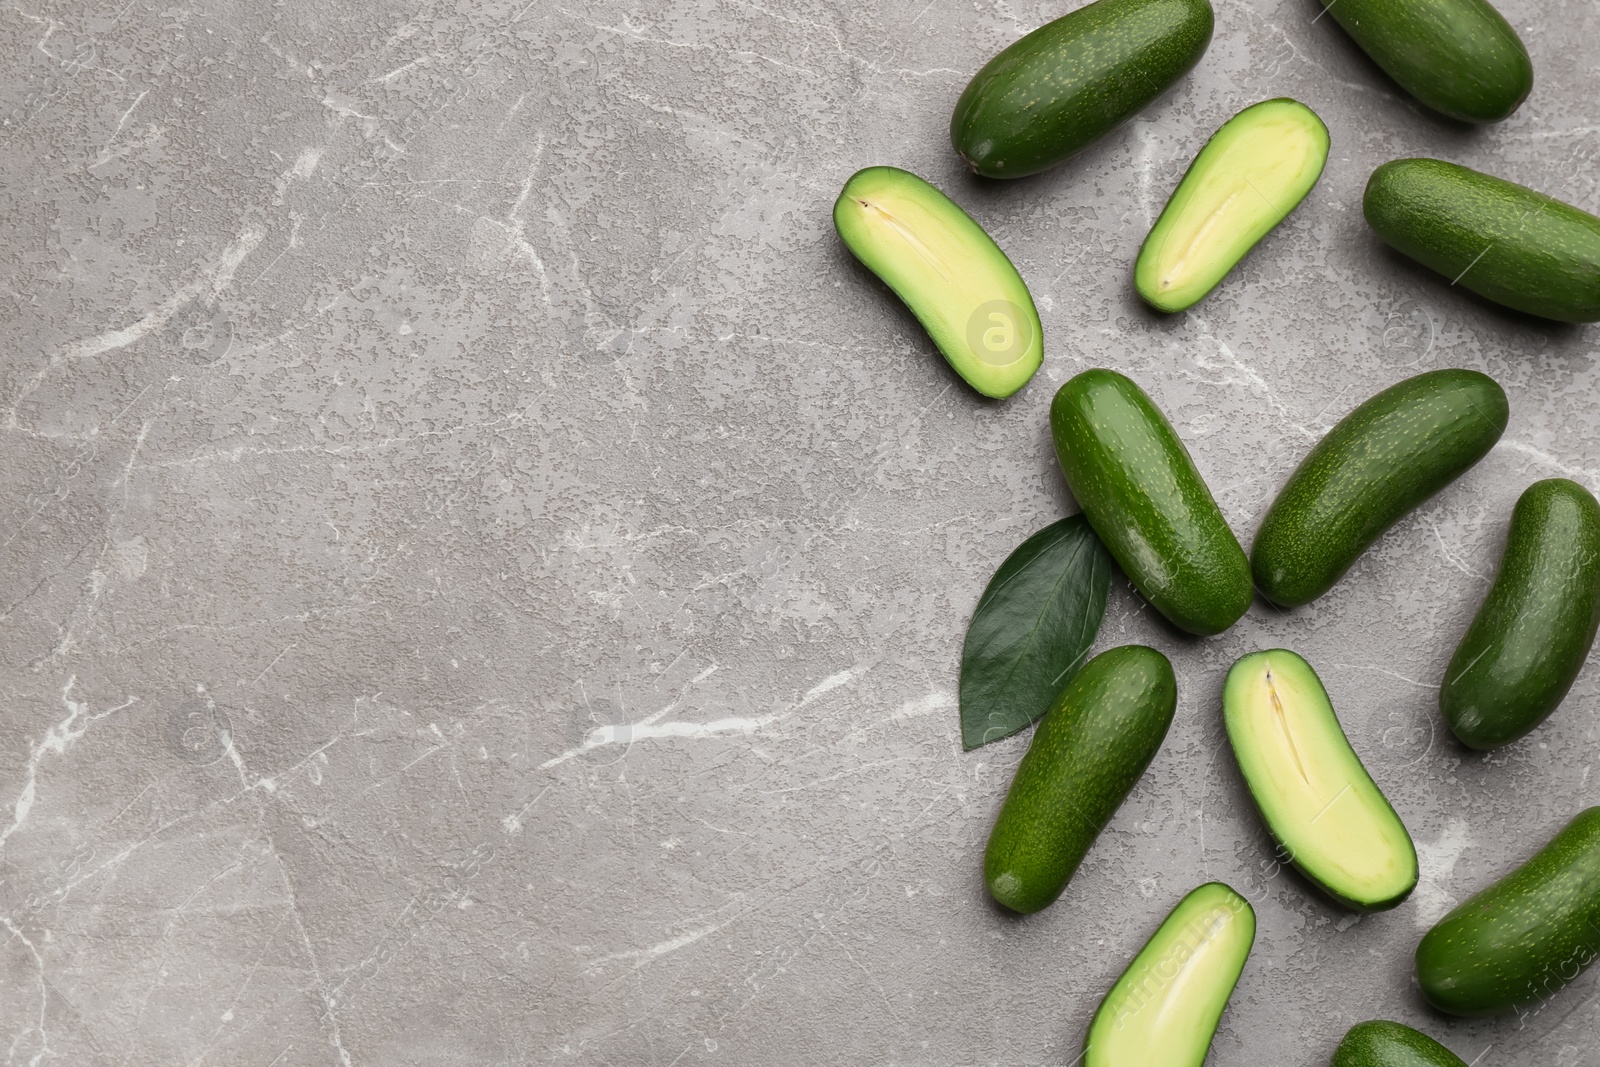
[{"xmin": 1368, "ymin": 242, "xmax": 1589, "ymax": 345}]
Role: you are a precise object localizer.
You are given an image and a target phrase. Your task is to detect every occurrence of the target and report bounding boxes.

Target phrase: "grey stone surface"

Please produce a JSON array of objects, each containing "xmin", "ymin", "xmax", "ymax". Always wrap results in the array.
[{"xmin": 1, "ymin": 0, "xmax": 1598, "ymax": 1064}]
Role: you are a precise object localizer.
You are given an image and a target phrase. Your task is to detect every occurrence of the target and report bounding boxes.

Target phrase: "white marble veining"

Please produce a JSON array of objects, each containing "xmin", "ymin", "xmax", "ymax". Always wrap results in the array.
[{"xmin": 2, "ymin": 1, "xmax": 1599, "ymax": 1064}]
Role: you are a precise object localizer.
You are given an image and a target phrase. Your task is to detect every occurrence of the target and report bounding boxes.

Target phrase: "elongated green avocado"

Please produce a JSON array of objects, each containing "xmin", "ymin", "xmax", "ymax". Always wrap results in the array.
[
  {"xmin": 1365, "ymin": 159, "xmax": 1600, "ymax": 323},
  {"xmin": 1316, "ymin": 0, "xmax": 1531, "ymax": 123},
  {"xmin": 1083, "ymin": 882, "xmax": 1254, "ymax": 1067},
  {"xmin": 1416, "ymin": 807, "xmax": 1600, "ymax": 1016},
  {"xmin": 1136, "ymin": 98, "xmax": 1329, "ymax": 312},
  {"xmin": 834, "ymin": 166, "xmax": 1043, "ymax": 398},
  {"xmin": 1252, "ymin": 369, "xmax": 1508, "ymax": 608},
  {"xmin": 1224, "ymin": 650, "xmax": 1418, "ymax": 911},
  {"xmin": 1051, "ymin": 369, "xmax": 1252, "ymax": 635},
  {"xmin": 950, "ymin": 0, "xmax": 1214, "ymax": 179},
  {"xmin": 1441, "ymin": 479, "xmax": 1600, "ymax": 750},
  {"xmin": 1332, "ymin": 1021, "xmax": 1468, "ymax": 1067},
  {"xmin": 985, "ymin": 646, "xmax": 1176, "ymax": 914}
]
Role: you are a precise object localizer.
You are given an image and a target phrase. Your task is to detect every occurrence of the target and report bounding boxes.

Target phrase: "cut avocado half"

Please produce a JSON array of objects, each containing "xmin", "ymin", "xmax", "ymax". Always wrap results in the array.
[
  {"xmin": 1084, "ymin": 882, "xmax": 1255, "ymax": 1067},
  {"xmin": 1223, "ymin": 650, "xmax": 1418, "ymax": 911},
  {"xmin": 834, "ymin": 166, "xmax": 1043, "ymax": 399},
  {"xmin": 1135, "ymin": 99, "xmax": 1329, "ymax": 313}
]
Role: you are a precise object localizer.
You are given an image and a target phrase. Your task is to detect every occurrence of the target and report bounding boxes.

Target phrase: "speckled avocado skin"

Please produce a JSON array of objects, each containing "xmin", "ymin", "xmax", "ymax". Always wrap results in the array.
[
  {"xmin": 1441, "ymin": 479, "xmax": 1600, "ymax": 750},
  {"xmin": 1332, "ymin": 1020, "xmax": 1468, "ymax": 1067},
  {"xmin": 1365, "ymin": 159, "xmax": 1600, "ymax": 322},
  {"xmin": 1416, "ymin": 807, "xmax": 1600, "ymax": 1017},
  {"xmin": 1251, "ymin": 369, "xmax": 1508, "ymax": 608},
  {"xmin": 1051, "ymin": 369, "xmax": 1252, "ymax": 636},
  {"xmin": 1318, "ymin": 0, "xmax": 1531, "ymax": 123},
  {"xmin": 950, "ymin": 0, "xmax": 1214, "ymax": 179},
  {"xmin": 984, "ymin": 646, "xmax": 1176, "ymax": 915}
]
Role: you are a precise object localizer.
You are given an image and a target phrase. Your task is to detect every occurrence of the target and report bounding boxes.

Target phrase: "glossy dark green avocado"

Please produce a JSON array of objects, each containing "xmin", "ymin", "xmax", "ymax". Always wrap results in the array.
[
  {"xmin": 950, "ymin": 0, "xmax": 1214, "ymax": 179},
  {"xmin": 1365, "ymin": 159, "xmax": 1600, "ymax": 323},
  {"xmin": 1332, "ymin": 1021, "xmax": 1468, "ymax": 1067},
  {"xmin": 1441, "ymin": 479, "xmax": 1600, "ymax": 750},
  {"xmin": 985, "ymin": 646, "xmax": 1176, "ymax": 914},
  {"xmin": 1416, "ymin": 807, "xmax": 1600, "ymax": 1016},
  {"xmin": 1316, "ymin": 0, "xmax": 1531, "ymax": 123},
  {"xmin": 1251, "ymin": 369, "xmax": 1508, "ymax": 608},
  {"xmin": 1051, "ymin": 369, "xmax": 1252, "ymax": 635}
]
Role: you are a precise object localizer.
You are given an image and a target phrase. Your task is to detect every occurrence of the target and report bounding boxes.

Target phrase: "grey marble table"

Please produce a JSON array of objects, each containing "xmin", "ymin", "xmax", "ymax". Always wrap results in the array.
[{"xmin": 1, "ymin": 1, "xmax": 1598, "ymax": 1064}]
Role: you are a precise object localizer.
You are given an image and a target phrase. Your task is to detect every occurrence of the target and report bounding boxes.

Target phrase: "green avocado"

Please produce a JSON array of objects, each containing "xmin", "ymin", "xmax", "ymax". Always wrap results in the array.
[
  {"xmin": 1136, "ymin": 98, "xmax": 1329, "ymax": 312},
  {"xmin": 1416, "ymin": 807, "xmax": 1600, "ymax": 1016},
  {"xmin": 1315, "ymin": 0, "xmax": 1531, "ymax": 123},
  {"xmin": 950, "ymin": 0, "xmax": 1214, "ymax": 179},
  {"xmin": 1083, "ymin": 882, "xmax": 1255, "ymax": 1067},
  {"xmin": 833, "ymin": 166, "xmax": 1043, "ymax": 398},
  {"xmin": 1364, "ymin": 159, "xmax": 1600, "ymax": 323},
  {"xmin": 1251, "ymin": 369, "xmax": 1508, "ymax": 608},
  {"xmin": 1441, "ymin": 478, "xmax": 1600, "ymax": 750},
  {"xmin": 1224, "ymin": 650, "xmax": 1418, "ymax": 911},
  {"xmin": 984, "ymin": 646, "xmax": 1176, "ymax": 914},
  {"xmin": 1050, "ymin": 369, "xmax": 1252, "ymax": 635},
  {"xmin": 1332, "ymin": 1020, "xmax": 1468, "ymax": 1067}
]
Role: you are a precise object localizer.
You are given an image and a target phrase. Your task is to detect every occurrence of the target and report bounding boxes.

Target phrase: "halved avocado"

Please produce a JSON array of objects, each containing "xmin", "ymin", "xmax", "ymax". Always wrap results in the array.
[
  {"xmin": 1084, "ymin": 882, "xmax": 1255, "ymax": 1067},
  {"xmin": 1135, "ymin": 99, "xmax": 1329, "ymax": 312},
  {"xmin": 834, "ymin": 166, "xmax": 1043, "ymax": 398},
  {"xmin": 1223, "ymin": 650, "xmax": 1417, "ymax": 911}
]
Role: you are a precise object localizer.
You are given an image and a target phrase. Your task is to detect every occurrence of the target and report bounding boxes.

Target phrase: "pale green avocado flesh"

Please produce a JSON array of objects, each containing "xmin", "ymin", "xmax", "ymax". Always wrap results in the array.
[
  {"xmin": 834, "ymin": 166, "xmax": 1043, "ymax": 398},
  {"xmin": 1085, "ymin": 882, "xmax": 1255, "ymax": 1067},
  {"xmin": 1224, "ymin": 650, "xmax": 1418, "ymax": 911},
  {"xmin": 1136, "ymin": 99, "xmax": 1329, "ymax": 312}
]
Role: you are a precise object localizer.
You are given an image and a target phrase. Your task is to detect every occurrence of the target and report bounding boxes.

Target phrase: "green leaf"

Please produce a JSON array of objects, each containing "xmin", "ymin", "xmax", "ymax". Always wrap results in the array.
[{"xmin": 959, "ymin": 516, "xmax": 1112, "ymax": 751}]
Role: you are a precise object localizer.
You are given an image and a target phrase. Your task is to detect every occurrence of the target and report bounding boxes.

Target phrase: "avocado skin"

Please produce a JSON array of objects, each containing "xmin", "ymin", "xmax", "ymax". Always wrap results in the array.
[
  {"xmin": 1317, "ymin": 0, "xmax": 1531, "ymax": 123},
  {"xmin": 1051, "ymin": 369, "xmax": 1252, "ymax": 636},
  {"xmin": 1416, "ymin": 807, "xmax": 1600, "ymax": 1017},
  {"xmin": 1332, "ymin": 1021, "xmax": 1468, "ymax": 1067},
  {"xmin": 1251, "ymin": 369, "xmax": 1508, "ymax": 608},
  {"xmin": 984, "ymin": 646, "xmax": 1176, "ymax": 914},
  {"xmin": 1442, "ymin": 479, "xmax": 1600, "ymax": 750},
  {"xmin": 1365, "ymin": 159, "xmax": 1600, "ymax": 323},
  {"xmin": 950, "ymin": 0, "xmax": 1213, "ymax": 179}
]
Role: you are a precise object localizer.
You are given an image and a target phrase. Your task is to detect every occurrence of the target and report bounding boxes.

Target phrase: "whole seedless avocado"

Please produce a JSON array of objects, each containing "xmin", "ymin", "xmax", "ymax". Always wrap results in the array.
[
  {"xmin": 1442, "ymin": 479, "xmax": 1600, "ymax": 750},
  {"xmin": 1252, "ymin": 369, "xmax": 1508, "ymax": 607},
  {"xmin": 1333, "ymin": 1021, "xmax": 1468, "ymax": 1067},
  {"xmin": 985, "ymin": 646, "xmax": 1176, "ymax": 914},
  {"xmin": 1365, "ymin": 160, "xmax": 1600, "ymax": 323},
  {"xmin": 1417, "ymin": 807, "xmax": 1600, "ymax": 1016},
  {"xmin": 951, "ymin": 0, "xmax": 1214, "ymax": 179},
  {"xmin": 1315, "ymin": 0, "xmax": 1531, "ymax": 123},
  {"xmin": 1051, "ymin": 370, "xmax": 1252, "ymax": 635}
]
